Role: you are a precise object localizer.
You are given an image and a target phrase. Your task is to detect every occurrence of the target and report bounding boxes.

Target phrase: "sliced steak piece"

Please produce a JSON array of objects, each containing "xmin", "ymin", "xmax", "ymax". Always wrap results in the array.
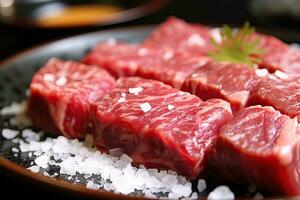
[
  {"xmin": 28, "ymin": 58, "xmax": 116, "ymax": 139},
  {"xmin": 183, "ymin": 61, "xmax": 268, "ymax": 112},
  {"xmin": 93, "ymin": 77, "xmax": 232, "ymax": 179},
  {"xmin": 249, "ymin": 72, "xmax": 300, "ymax": 122},
  {"xmin": 144, "ymin": 17, "xmax": 213, "ymax": 54},
  {"xmin": 209, "ymin": 106, "xmax": 300, "ymax": 195}
]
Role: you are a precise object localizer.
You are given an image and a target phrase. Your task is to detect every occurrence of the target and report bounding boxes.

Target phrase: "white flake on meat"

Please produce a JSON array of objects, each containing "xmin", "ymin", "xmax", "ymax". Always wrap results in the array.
[
  {"xmin": 128, "ymin": 87, "xmax": 143, "ymax": 95},
  {"xmin": 121, "ymin": 92, "xmax": 126, "ymax": 97},
  {"xmin": 43, "ymin": 73, "xmax": 55, "ymax": 82},
  {"xmin": 118, "ymin": 97, "xmax": 126, "ymax": 103},
  {"xmin": 163, "ymin": 51, "xmax": 174, "ymax": 60},
  {"xmin": 140, "ymin": 102, "xmax": 152, "ymax": 113},
  {"xmin": 207, "ymin": 185, "xmax": 235, "ymax": 200},
  {"xmin": 2, "ymin": 128, "xmax": 19, "ymax": 139},
  {"xmin": 106, "ymin": 38, "xmax": 116, "ymax": 46},
  {"xmin": 210, "ymin": 28, "xmax": 222, "ymax": 43},
  {"xmin": 275, "ymin": 70, "xmax": 289, "ymax": 79},
  {"xmin": 197, "ymin": 179, "xmax": 207, "ymax": 192},
  {"xmin": 55, "ymin": 76, "xmax": 67, "ymax": 86},
  {"xmin": 137, "ymin": 48, "xmax": 148, "ymax": 56},
  {"xmin": 187, "ymin": 34, "xmax": 205, "ymax": 47},
  {"xmin": 168, "ymin": 104, "xmax": 175, "ymax": 110},
  {"xmin": 255, "ymin": 69, "xmax": 268, "ymax": 77}
]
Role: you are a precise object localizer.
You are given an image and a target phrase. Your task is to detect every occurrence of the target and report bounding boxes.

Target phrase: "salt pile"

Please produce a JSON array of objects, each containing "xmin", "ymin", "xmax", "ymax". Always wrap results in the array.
[{"xmin": 0, "ymin": 101, "xmax": 238, "ymax": 199}]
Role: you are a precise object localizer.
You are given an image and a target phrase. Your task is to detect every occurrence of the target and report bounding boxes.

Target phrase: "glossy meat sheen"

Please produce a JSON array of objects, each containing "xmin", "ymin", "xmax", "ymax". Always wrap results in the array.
[
  {"xmin": 258, "ymin": 36, "xmax": 300, "ymax": 73},
  {"xmin": 183, "ymin": 61, "xmax": 267, "ymax": 112},
  {"xmin": 84, "ymin": 40, "xmax": 210, "ymax": 89},
  {"xmin": 93, "ymin": 77, "xmax": 232, "ymax": 179},
  {"xmin": 144, "ymin": 17, "xmax": 213, "ymax": 54},
  {"xmin": 209, "ymin": 106, "xmax": 300, "ymax": 195},
  {"xmin": 28, "ymin": 58, "xmax": 116, "ymax": 139},
  {"xmin": 83, "ymin": 42, "xmax": 141, "ymax": 77},
  {"xmin": 136, "ymin": 51, "xmax": 211, "ymax": 89},
  {"xmin": 249, "ymin": 74, "xmax": 300, "ymax": 122}
]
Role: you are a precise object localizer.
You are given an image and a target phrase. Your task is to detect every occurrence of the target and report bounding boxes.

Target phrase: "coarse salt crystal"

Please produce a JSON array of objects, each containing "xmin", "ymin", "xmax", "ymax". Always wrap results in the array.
[
  {"xmin": 255, "ymin": 69, "xmax": 268, "ymax": 77},
  {"xmin": 187, "ymin": 34, "xmax": 205, "ymax": 47},
  {"xmin": 207, "ymin": 185, "xmax": 235, "ymax": 200},
  {"xmin": 137, "ymin": 48, "xmax": 148, "ymax": 56},
  {"xmin": 27, "ymin": 165, "xmax": 40, "ymax": 173},
  {"xmin": 167, "ymin": 104, "xmax": 175, "ymax": 110},
  {"xmin": 275, "ymin": 70, "xmax": 289, "ymax": 80},
  {"xmin": 2, "ymin": 128, "xmax": 19, "ymax": 139},
  {"xmin": 12, "ymin": 147, "xmax": 19, "ymax": 153},
  {"xmin": 55, "ymin": 76, "xmax": 67, "ymax": 86},
  {"xmin": 163, "ymin": 51, "xmax": 174, "ymax": 60},
  {"xmin": 140, "ymin": 102, "xmax": 151, "ymax": 113},
  {"xmin": 87, "ymin": 181, "xmax": 100, "ymax": 190},
  {"xmin": 34, "ymin": 154, "xmax": 50, "ymax": 168},
  {"xmin": 128, "ymin": 87, "xmax": 143, "ymax": 95},
  {"xmin": 107, "ymin": 38, "xmax": 117, "ymax": 46},
  {"xmin": 197, "ymin": 179, "xmax": 207, "ymax": 192},
  {"xmin": 0, "ymin": 101, "xmax": 27, "ymax": 116},
  {"xmin": 43, "ymin": 74, "xmax": 55, "ymax": 82},
  {"xmin": 121, "ymin": 93, "xmax": 126, "ymax": 97},
  {"xmin": 118, "ymin": 97, "xmax": 126, "ymax": 103}
]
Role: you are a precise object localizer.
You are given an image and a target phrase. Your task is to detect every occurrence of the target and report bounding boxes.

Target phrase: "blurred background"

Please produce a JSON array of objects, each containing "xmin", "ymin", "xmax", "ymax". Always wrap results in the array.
[
  {"xmin": 1, "ymin": 0, "xmax": 300, "ymax": 199},
  {"xmin": 1, "ymin": 0, "xmax": 300, "ymax": 60}
]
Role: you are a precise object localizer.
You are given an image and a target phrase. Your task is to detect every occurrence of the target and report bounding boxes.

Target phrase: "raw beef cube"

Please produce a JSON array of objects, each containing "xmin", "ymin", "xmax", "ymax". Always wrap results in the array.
[
  {"xmin": 209, "ymin": 106, "xmax": 300, "ymax": 195},
  {"xmin": 93, "ymin": 77, "xmax": 232, "ymax": 179},
  {"xmin": 137, "ymin": 51, "xmax": 211, "ymax": 89},
  {"xmin": 258, "ymin": 36, "xmax": 300, "ymax": 74},
  {"xmin": 144, "ymin": 17, "xmax": 213, "ymax": 54},
  {"xmin": 28, "ymin": 58, "xmax": 116, "ymax": 139},
  {"xmin": 183, "ymin": 61, "xmax": 268, "ymax": 112},
  {"xmin": 83, "ymin": 41, "xmax": 173, "ymax": 78},
  {"xmin": 83, "ymin": 42, "xmax": 141, "ymax": 77},
  {"xmin": 249, "ymin": 72, "xmax": 300, "ymax": 122}
]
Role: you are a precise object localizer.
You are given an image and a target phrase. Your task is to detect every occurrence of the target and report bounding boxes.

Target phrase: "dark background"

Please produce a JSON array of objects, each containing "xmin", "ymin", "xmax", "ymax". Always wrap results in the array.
[{"xmin": 0, "ymin": 0, "xmax": 299, "ymax": 199}]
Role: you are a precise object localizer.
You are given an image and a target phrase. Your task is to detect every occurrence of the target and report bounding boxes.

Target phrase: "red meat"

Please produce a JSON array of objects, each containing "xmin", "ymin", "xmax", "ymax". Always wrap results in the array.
[
  {"xmin": 249, "ymin": 73, "xmax": 300, "ymax": 122},
  {"xmin": 144, "ymin": 17, "xmax": 213, "ymax": 54},
  {"xmin": 258, "ymin": 36, "xmax": 300, "ymax": 73},
  {"xmin": 209, "ymin": 106, "xmax": 300, "ymax": 195},
  {"xmin": 84, "ymin": 41, "xmax": 210, "ymax": 89},
  {"xmin": 183, "ymin": 61, "xmax": 268, "ymax": 112},
  {"xmin": 27, "ymin": 58, "xmax": 116, "ymax": 139},
  {"xmin": 93, "ymin": 77, "xmax": 232, "ymax": 179}
]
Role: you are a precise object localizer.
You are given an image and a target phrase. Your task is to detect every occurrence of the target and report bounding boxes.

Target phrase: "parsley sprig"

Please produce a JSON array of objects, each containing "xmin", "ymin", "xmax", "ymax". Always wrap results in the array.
[{"xmin": 208, "ymin": 22, "xmax": 265, "ymax": 66}]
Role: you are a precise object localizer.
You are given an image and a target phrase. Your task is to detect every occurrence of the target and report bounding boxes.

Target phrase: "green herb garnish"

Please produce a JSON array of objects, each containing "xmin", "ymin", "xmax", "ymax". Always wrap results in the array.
[{"xmin": 208, "ymin": 22, "xmax": 264, "ymax": 66}]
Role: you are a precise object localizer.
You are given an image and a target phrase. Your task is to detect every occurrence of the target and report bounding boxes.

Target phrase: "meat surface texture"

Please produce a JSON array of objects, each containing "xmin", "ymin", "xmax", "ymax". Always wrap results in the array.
[
  {"xmin": 84, "ymin": 41, "xmax": 210, "ymax": 89},
  {"xmin": 183, "ymin": 61, "xmax": 268, "ymax": 112},
  {"xmin": 209, "ymin": 106, "xmax": 300, "ymax": 195},
  {"xmin": 249, "ymin": 73, "xmax": 300, "ymax": 122},
  {"xmin": 28, "ymin": 58, "xmax": 116, "ymax": 139},
  {"xmin": 144, "ymin": 17, "xmax": 213, "ymax": 54},
  {"xmin": 93, "ymin": 77, "xmax": 232, "ymax": 179},
  {"xmin": 258, "ymin": 36, "xmax": 300, "ymax": 73}
]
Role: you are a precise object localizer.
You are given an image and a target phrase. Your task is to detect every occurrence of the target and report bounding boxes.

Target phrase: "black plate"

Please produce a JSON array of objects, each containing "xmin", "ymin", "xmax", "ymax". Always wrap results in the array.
[{"xmin": 0, "ymin": 25, "xmax": 290, "ymax": 199}]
